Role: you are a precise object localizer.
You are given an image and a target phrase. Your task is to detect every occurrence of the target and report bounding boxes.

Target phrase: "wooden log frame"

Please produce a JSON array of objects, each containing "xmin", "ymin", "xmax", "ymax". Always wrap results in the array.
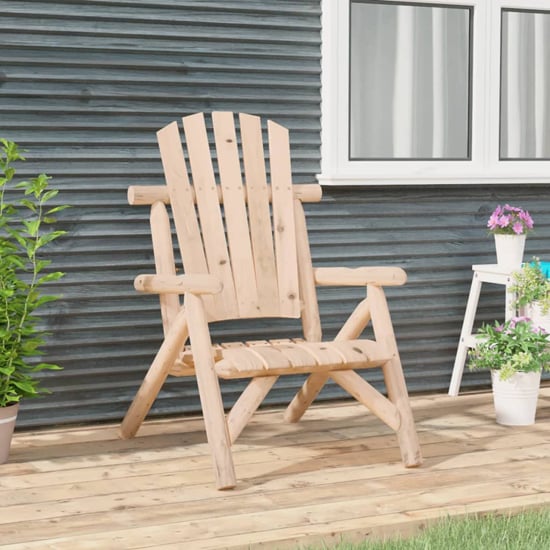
[
  {"xmin": 119, "ymin": 112, "xmax": 422, "ymax": 490},
  {"xmin": 127, "ymin": 182, "xmax": 323, "ymax": 206}
]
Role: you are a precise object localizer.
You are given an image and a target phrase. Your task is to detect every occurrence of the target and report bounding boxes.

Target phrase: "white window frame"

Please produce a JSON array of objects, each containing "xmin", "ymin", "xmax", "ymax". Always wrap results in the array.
[{"xmin": 320, "ymin": 0, "xmax": 550, "ymax": 186}]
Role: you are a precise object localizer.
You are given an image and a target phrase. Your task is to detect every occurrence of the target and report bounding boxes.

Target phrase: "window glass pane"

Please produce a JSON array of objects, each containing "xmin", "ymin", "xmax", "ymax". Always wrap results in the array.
[
  {"xmin": 349, "ymin": 1, "xmax": 471, "ymax": 160},
  {"xmin": 501, "ymin": 9, "xmax": 550, "ymax": 160}
]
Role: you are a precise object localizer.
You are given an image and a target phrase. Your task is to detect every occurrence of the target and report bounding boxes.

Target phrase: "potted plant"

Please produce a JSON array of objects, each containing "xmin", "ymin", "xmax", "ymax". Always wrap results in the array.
[
  {"xmin": 509, "ymin": 258, "xmax": 550, "ymax": 332},
  {"xmin": 0, "ymin": 139, "xmax": 67, "ymax": 463},
  {"xmin": 468, "ymin": 316, "xmax": 550, "ymax": 426},
  {"xmin": 487, "ymin": 204, "xmax": 534, "ymax": 270}
]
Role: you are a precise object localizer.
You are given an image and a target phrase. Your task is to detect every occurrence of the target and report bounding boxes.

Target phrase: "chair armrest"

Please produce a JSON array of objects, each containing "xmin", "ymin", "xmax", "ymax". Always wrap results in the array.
[
  {"xmin": 314, "ymin": 267, "xmax": 407, "ymax": 287},
  {"xmin": 134, "ymin": 274, "xmax": 223, "ymax": 295}
]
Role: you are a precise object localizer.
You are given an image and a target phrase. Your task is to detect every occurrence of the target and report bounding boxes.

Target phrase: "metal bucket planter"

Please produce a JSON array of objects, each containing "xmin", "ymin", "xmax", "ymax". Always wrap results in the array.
[
  {"xmin": 0, "ymin": 403, "xmax": 19, "ymax": 464},
  {"xmin": 491, "ymin": 370, "xmax": 541, "ymax": 426}
]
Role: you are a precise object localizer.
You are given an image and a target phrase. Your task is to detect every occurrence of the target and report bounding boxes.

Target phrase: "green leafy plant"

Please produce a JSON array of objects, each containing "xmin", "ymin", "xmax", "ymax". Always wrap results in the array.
[
  {"xmin": 0, "ymin": 139, "xmax": 68, "ymax": 407},
  {"xmin": 509, "ymin": 257, "xmax": 550, "ymax": 315},
  {"xmin": 468, "ymin": 316, "xmax": 550, "ymax": 381}
]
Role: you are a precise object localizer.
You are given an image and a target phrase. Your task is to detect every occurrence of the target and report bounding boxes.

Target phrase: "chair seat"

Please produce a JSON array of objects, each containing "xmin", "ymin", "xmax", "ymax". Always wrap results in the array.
[{"xmin": 213, "ymin": 339, "xmax": 392, "ymax": 379}]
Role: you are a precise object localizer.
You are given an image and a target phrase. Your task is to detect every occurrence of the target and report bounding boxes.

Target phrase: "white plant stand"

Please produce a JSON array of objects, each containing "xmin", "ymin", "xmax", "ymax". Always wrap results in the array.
[{"xmin": 448, "ymin": 264, "xmax": 517, "ymax": 396}]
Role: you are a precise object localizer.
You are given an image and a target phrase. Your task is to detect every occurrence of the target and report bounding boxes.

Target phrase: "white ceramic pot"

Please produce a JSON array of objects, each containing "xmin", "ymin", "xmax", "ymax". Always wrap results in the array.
[
  {"xmin": 494, "ymin": 234, "xmax": 526, "ymax": 271},
  {"xmin": 491, "ymin": 369, "xmax": 541, "ymax": 426},
  {"xmin": 526, "ymin": 302, "xmax": 550, "ymax": 333},
  {"xmin": 0, "ymin": 403, "xmax": 19, "ymax": 464}
]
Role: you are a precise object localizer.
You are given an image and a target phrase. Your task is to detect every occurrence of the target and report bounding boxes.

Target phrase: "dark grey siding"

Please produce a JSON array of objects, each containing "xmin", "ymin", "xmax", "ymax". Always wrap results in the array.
[
  {"xmin": 1, "ymin": 1, "xmax": 549, "ymax": 428},
  {"xmin": 315, "ymin": 185, "xmax": 550, "ymax": 397},
  {"xmin": 1, "ymin": 0, "xmax": 323, "ymax": 427}
]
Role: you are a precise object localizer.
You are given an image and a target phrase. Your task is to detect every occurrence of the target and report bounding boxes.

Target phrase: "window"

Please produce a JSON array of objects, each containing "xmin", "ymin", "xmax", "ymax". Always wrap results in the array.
[
  {"xmin": 321, "ymin": 0, "xmax": 550, "ymax": 185},
  {"xmin": 500, "ymin": 9, "xmax": 550, "ymax": 159},
  {"xmin": 350, "ymin": 1, "xmax": 472, "ymax": 160}
]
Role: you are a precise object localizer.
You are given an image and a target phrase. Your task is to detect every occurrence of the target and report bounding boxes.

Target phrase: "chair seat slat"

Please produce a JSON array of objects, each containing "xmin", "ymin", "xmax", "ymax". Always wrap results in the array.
[
  {"xmin": 214, "ymin": 339, "xmax": 390, "ymax": 379},
  {"xmin": 268, "ymin": 342, "xmax": 314, "ymax": 368}
]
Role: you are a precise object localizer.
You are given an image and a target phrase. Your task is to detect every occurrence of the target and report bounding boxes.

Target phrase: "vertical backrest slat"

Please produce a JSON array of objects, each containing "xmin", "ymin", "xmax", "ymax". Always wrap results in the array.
[
  {"xmin": 268, "ymin": 120, "xmax": 300, "ymax": 318},
  {"xmin": 182, "ymin": 113, "xmax": 239, "ymax": 319},
  {"xmin": 239, "ymin": 113, "xmax": 281, "ymax": 315},
  {"xmin": 212, "ymin": 112, "xmax": 259, "ymax": 318},
  {"xmin": 156, "ymin": 122, "xmax": 216, "ymax": 317}
]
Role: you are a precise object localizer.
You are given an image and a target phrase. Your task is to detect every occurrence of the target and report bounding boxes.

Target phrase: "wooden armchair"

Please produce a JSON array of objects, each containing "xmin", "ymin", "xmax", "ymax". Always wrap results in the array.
[{"xmin": 120, "ymin": 112, "xmax": 422, "ymax": 489}]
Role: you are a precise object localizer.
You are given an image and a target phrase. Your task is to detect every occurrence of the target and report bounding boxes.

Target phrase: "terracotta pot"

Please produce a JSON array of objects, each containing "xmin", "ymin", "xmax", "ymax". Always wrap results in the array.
[
  {"xmin": 491, "ymin": 370, "xmax": 540, "ymax": 426},
  {"xmin": 0, "ymin": 403, "xmax": 19, "ymax": 464}
]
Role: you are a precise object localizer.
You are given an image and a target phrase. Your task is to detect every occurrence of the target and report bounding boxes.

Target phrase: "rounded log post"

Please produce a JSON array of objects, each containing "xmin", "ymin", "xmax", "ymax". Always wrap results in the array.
[
  {"xmin": 368, "ymin": 285, "xmax": 423, "ymax": 467},
  {"xmin": 119, "ymin": 308, "xmax": 188, "ymax": 439},
  {"xmin": 185, "ymin": 293, "xmax": 237, "ymax": 490},
  {"xmin": 284, "ymin": 298, "xmax": 372, "ymax": 423}
]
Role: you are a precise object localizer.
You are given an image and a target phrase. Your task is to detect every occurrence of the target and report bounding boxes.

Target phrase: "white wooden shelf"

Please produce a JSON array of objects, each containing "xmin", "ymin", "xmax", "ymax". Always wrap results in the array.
[{"xmin": 448, "ymin": 264, "xmax": 517, "ymax": 396}]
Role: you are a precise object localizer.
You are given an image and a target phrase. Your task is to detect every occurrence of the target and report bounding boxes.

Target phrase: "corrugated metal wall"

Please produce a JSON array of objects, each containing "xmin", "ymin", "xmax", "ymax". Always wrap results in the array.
[
  {"xmin": 1, "ymin": 1, "xmax": 549, "ymax": 428},
  {"xmin": 1, "ymin": 0, "xmax": 324, "ymax": 427}
]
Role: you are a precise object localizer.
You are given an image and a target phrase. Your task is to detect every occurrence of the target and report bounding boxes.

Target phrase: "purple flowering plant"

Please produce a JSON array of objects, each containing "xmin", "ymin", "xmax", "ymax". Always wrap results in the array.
[
  {"xmin": 487, "ymin": 204, "xmax": 534, "ymax": 235},
  {"xmin": 468, "ymin": 316, "xmax": 550, "ymax": 380}
]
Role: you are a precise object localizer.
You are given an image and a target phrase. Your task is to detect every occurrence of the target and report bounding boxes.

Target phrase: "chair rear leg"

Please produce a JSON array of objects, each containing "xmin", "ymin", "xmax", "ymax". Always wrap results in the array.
[
  {"xmin": 285, "ymin": 298, "xmax": 373, "ymax": 423},
  {"xmin": 368, "ymin": 285, "xmax": 423, "ymax": 467},
  {"xmin": 284, "ymin": 373, "xmax": 329, "ymax": 423},
  {"xmin": 228, "ymin": 376, "xmax": 278, "ymax": 442}
]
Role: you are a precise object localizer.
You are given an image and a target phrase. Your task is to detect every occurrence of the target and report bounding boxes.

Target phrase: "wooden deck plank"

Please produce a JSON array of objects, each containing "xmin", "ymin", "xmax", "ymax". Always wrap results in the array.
[
  {"xmin": 3, "ymin": 426, "xmax": 549, "ymax": 502},
  {"xmin": 1, "ymin": 472, "xmax": 549, "ymax": 549},
  {"xmin": 2, "ymin": 427, "xmax": 549, "ymax": 498},
  {"xmin": 0, "ymin": 387, "xmax": 548, "ymax": 548}
]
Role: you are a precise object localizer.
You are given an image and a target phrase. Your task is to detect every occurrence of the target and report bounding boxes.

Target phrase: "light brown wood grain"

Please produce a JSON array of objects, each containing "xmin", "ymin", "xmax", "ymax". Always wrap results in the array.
[
  {"xmin": 123, "ymin": 112, "xmax": 422, "ymax": 492},
  {"xmin": 239, "ymin": 112, "xmax": 280, "ymax": 315},
  {"xmin": 268, "ymin": 119, "xmax": 300, "ymax": 319},
  {"xmin": 149, "ymin": 202, "xmax": 181, "ymax": 337},
  {"xmin": 2, "ymin": 388, "xmax": 550, "ymax": 548},
  {"xmin": 213, "ymin": 111, "xmax": 259, "ymax": 317},
  {"xmin": 182, "ymin": 112, "xmax": 239, "ymax": 319},
  {"xmin": 127, "ymin": 183, "xmax": 322, "ymax": 206}
]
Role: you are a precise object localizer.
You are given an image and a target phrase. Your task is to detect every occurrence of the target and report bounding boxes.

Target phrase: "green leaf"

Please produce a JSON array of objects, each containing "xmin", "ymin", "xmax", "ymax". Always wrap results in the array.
[
  {"xmin": 19, "ymin": 198, "xmax": 37, "ymax": 212},
  {"xmin": 46, "ymin": 205, "xmax": 70, "ymax": 215},
  {"xmin": 41, "ymin": 189, "xmax": 58, "ymax": 203},
  {"xmin": 36, "ymin": 231, "xmax": 65, "ymax": 248},
  {"xmin": 37, "ymin": 271, "xmax": 65, "ymax": 285},
  {"xmin": 3, "ymin": 167, "xmax": 15, "ymax": 181},
  {"xmin": 23, "ymin": 219, "xmax": 40, "ymax": 237}
]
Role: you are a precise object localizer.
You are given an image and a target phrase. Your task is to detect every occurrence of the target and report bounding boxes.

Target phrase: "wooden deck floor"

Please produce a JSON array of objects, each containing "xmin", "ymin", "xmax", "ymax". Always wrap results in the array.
[{"xmin": 1, "ymin": 386, "xmax": 550, "ymax": 549}]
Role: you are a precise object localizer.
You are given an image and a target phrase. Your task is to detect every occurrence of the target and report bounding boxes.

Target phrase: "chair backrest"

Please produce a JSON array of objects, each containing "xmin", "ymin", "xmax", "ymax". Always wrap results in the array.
[{"xmin": 156, "ymin": 112, "xmax": 318, "ymax": 323}]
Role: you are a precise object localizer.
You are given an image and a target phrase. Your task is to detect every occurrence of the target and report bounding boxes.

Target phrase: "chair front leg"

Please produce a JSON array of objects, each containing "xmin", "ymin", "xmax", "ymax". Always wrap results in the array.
[
  {"xmin": 120, "ymin": 307, "xmax": 189, "ymax": 439},
  {"xmin": 368, "ymin": 285, "xmax": 423, "ymax": 467},
  {"xmin": 185, "ymin": 293, "xmax": 237, "ymax": 490}
]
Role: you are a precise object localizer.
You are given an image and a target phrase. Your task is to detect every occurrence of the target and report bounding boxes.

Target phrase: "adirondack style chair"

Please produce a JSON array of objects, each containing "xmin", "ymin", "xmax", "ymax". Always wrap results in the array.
[{"xmin": 120, "ymin": 112, "xmax": 422, "ymax": 489}]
